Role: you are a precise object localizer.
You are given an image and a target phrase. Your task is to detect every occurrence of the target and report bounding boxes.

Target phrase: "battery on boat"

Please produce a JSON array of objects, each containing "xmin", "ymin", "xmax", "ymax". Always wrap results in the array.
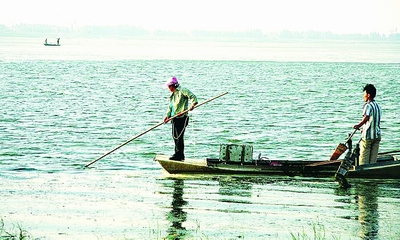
[{"xmin": 219, "ymin": 144, "xmax": 253, "ymax": 164}]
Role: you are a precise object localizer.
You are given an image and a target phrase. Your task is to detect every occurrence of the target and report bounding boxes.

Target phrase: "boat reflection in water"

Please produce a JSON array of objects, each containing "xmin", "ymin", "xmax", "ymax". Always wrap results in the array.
[
  {"xmin": 218, "ymin": 177, "xmax": 252, "ymax": 199},
  {"xmin": 356, "ymin": 183, "xmax": 379, "ymax": 239},
  {"xmin": 166, "ymin": 179, "xmax": 188, "ymax": 239},
  {"xmin": 161, "ymin": 176, "xmax": 398, "ymax": 239}
]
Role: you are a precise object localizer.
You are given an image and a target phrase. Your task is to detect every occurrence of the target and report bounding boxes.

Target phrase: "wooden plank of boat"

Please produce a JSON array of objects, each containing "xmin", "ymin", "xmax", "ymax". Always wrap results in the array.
[
  {"xmin": 305, "ymin": 154, "xmax": 396, "ymax": 167},
  {"xmin": 306, "ymin": 160, "xmax": 342, "ymax": 167}
]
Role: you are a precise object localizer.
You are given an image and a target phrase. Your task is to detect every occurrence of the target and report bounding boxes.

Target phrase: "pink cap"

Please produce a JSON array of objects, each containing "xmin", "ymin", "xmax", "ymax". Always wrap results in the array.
[{"xmin": 163, "ymin": 76, "xmax": 179, "ymax": 88}]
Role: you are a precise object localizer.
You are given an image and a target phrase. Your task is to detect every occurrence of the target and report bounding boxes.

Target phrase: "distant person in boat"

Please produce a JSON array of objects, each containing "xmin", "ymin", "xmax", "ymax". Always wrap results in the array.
[
  {"xmin": 353, "ymin": 84, "xmax": 382, "ymax": 165},
  {"xmin": 57, "ymin": 38, "xmax": 60, "ymax": 45},
  {"xmin": 163, "ymin": 77, "xmax": 198, "ymax": 161},
  {"xmin": 44, "ymin": 38, "xmax": 47, "ymax": 44}
]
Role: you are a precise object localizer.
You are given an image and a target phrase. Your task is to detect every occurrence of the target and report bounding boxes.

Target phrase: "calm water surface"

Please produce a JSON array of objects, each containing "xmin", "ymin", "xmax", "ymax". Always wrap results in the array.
[{"xmin": 1, "ymin": 37, "xmax": 400, "ymax": 239}]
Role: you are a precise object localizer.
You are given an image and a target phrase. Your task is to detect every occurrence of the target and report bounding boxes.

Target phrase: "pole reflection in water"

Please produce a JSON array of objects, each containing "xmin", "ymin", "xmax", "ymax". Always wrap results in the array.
[
  {"xmin": 356, "ymin": 182, "xmax": 379, "ymax": 240},
  {"xmin": 166, "ymin": 179, "xmax": 188, "ymax": 240}
]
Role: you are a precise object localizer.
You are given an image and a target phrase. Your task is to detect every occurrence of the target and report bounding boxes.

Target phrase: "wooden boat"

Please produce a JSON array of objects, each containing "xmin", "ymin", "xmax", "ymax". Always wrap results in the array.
[{"xmin": 154, "ymin": 153, "xmax": 400, "ymax": 179}]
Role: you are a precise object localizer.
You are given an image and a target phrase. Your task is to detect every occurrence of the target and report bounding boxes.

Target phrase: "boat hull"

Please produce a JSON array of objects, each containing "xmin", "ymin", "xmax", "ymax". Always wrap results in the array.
[
  {"xmin": 350, "ymin": 160, "xmax": 400, "ymax": 178},
  {"xmin": 154, "ymin": 154, "xmax": 400, "ymax": 179},
  {"xmin": 44, "ymin": 43, "xmax": 60, "ymax": 46}
]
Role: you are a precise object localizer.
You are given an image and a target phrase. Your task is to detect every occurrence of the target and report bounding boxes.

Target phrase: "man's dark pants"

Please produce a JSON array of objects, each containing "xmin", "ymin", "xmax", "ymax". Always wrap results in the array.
[{"xmin": 172, "ymin": 116, "xmax": 189, "ymax": 159}]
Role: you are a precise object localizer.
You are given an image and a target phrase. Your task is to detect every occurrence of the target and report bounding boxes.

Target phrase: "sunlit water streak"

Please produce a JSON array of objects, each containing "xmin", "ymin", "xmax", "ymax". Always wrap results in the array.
[{"xmin": 0, "ymin": 37, "xmax": 400, "ymax": 239}]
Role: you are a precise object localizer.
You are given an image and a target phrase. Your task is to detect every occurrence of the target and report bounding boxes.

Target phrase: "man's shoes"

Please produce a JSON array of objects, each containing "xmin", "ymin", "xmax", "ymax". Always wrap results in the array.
[{"xmin": 169, "ymin": 155, "xmax": 184, "ymax": 161}]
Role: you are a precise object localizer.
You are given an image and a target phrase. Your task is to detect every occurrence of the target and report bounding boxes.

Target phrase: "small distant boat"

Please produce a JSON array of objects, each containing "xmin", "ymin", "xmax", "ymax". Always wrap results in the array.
[{"xmin": 44, "ymin": 38, "xmax": 60, "ymax": 46}]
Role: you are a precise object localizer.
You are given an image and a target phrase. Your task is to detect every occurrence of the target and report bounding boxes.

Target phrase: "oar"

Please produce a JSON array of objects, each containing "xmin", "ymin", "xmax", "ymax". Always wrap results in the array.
[
  {"xmin": 329, "ymin": 129, "xmax": 358, "ymax": 160},
  {"xmin": 84, "ymin": 92, "xmax": 228, "ymax": 168},
  {"xmin": 334, "ymin": 138, "xmax": 361, "ymax": 189}
]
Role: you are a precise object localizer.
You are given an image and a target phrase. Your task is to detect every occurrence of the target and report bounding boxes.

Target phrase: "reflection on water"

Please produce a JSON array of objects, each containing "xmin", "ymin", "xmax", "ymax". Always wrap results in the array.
[
  {"xmin": 166, "ymin": 179, "xmax": 188, "ymax": 240},
  {"xmin": 218, "ymin": 177, "xmax": 253, "ymax": 199},
  {"xmin": 335, "ymin": 181, "xmax": 383, "ymax": 239},
  {"xmin": 356, "ymin": 182, "xmax": 379, "ymax": 240},
  {"xmin": 160, "ymin": 176, "xmax": 400, "ymax": 239}
]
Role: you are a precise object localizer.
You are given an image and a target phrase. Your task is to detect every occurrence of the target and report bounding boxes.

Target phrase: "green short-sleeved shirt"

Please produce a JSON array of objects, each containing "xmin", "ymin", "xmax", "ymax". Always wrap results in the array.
[{"xmin": 165, "ymin": 86, "xmax": 198, "ymax": 118}]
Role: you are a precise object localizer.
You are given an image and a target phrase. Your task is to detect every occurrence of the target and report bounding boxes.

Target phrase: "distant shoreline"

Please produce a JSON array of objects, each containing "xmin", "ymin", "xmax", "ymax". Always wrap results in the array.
[
  {"xmin": 1, "ymin": 36, "xmax": 400, "ymax": 45},
  {"xmin": 1, "ymin": 24, "xmax": 399, "ymax": 43}
]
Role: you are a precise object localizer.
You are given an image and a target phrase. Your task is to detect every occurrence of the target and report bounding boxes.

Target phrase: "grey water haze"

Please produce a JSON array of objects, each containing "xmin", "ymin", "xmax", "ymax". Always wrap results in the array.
[{"xmin": 1, "ymin": 37, "xmax": 400, "ymax": 239}]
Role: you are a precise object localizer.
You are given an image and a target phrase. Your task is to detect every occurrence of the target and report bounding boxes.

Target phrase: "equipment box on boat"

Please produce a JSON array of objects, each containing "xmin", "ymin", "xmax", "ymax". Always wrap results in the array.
[{"xmin": 219, "ymin": 144, "xmax": 253, "ymax": 164}]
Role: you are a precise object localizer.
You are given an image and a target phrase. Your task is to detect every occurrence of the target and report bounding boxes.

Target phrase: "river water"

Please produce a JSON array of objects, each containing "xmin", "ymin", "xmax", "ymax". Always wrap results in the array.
[{"xmin": 1, "ymin": 37, "xmax": 400, "ymax": 239}]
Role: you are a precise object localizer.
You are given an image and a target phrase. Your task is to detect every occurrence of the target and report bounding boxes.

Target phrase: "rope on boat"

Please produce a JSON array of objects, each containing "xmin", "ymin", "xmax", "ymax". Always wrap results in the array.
[
  {"xmin": 172, "ymin": 115, "xmax": 189, "ymax": 140},
  {"xmin": 256, "ymin": 153, "xmax": 270, "ymax": 164}
]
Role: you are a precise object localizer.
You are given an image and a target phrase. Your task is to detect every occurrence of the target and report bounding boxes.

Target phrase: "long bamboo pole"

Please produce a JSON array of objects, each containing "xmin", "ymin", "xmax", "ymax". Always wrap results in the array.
[{"xmin": 85, "ymin": 92, "xmax": 228, "ymax": 167}]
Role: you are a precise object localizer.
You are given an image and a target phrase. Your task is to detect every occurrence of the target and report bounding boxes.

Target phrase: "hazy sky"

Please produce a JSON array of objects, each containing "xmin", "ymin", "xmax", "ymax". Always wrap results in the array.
[{"xmin": 0, "ymin": 0, "xmax": 399, "ymax": 34}]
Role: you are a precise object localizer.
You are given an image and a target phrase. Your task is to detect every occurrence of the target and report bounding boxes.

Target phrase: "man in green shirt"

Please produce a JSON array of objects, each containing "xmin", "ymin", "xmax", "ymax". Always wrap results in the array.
[{"xmin": 163, "ymin": 77, "xmax": 198, "ymax": 160}]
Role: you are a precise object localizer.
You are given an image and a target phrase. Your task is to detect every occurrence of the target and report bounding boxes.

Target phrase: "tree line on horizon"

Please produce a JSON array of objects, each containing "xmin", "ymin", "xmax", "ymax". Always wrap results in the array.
[{"xmin": 1, "ymin": 24, "xmax": 399, "ymax": 41}]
